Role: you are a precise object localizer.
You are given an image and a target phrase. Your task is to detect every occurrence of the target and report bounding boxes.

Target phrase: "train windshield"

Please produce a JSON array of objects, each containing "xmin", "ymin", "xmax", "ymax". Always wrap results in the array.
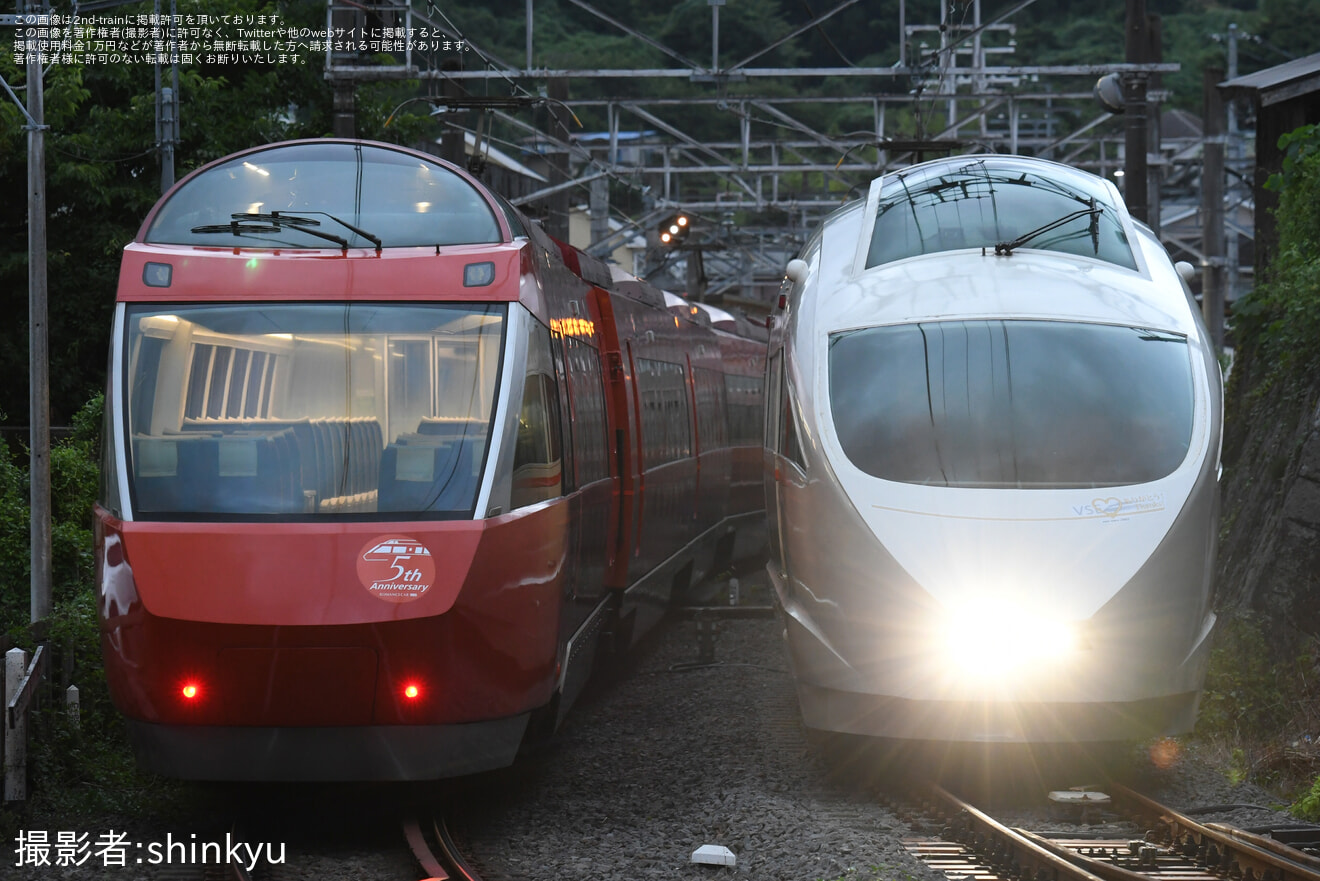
[
  {"xmin": 123, "ymin": 303, "xmax": 505, "ymax": 518},
  {"xmin": 144, "ymin": 142, "xmax": 501, "ymax": 249},
  {"xmin": 866, "ymin": 158, "xmax": 1136, "ymax": 270},
  {"xmin": 828, "ymin": 320, "xmax": 1193, "ymax": 488}
]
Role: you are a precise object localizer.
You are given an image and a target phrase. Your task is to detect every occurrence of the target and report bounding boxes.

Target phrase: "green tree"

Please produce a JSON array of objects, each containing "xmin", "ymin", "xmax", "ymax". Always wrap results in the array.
[
  {"xmin": 0, "ymin": 0, "xmax": 333, "ymax": 427},
  {"xmin": 1231, "ymin": 123, "xmax": 1320, "ymax": 375}
]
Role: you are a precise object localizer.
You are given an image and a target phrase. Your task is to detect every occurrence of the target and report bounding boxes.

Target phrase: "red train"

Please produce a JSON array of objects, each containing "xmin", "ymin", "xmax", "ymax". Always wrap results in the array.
[{"xmin": 94, "ymin": 139, "xmax": 766, "ymax": 780}]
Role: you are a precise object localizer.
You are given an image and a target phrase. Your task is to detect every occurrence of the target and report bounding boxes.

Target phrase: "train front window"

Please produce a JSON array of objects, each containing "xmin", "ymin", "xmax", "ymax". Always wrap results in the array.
[
  {"xmin": 123, "ymin": 303, "xmax": 505, "ymax": 518},
  {"xmin": 865, "ymin": 158, "xmax": 1136, "ymax": 270},
  {"xmin": 828, "ymin": 320, "xmax": 1194, "ymax": 489},
  {"xmin": 144, "ymin": 142, "xmax": 501, "ymax": 249}
]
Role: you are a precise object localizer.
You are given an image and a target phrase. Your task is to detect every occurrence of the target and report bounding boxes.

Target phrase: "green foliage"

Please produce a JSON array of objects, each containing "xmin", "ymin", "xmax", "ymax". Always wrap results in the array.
[
  {"xmin": 0, "ymin": 438, "xmax": 29, "ymax": 631},
  {"xmin": 1197, "ymin": 614, "xmax": 1314, "ymax": 741},
  {"xmin": 1259, "ymin": 0, "xmax": 1320, "ymax": 65},
  {"xmin": 1231, "ymin": 123, "xmax": 1320, "ymax": 380},
  {"xmin": 1, "ymin": 394, "xmax": 103, "ymax": 638},
  {"xmin": 0, "ymin": 0, "xmax": 333, "ymax": 427},
  {"xmin": 0, "ymin": 394, "xmax": 193, "ymax": 827},
  {"xmin": 1291, "ymin": 775, "xmax": 1320, "ymax": 821}
]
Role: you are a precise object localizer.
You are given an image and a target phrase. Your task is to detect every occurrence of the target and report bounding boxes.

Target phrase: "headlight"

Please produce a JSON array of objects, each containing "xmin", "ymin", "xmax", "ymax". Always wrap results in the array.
[{"xmin": 941, "ymin": 604, "xmax": 1078, "ymax": 678}]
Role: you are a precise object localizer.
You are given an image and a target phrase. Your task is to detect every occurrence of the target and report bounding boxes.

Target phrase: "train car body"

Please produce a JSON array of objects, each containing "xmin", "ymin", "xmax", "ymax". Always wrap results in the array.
[
  {"xmin": 767, "ymin": 155, "xmax": 1221, "ymax": 743},
  {"xmin": 96, "ymin": 139, "xmax": 765, "ymax": 780}
]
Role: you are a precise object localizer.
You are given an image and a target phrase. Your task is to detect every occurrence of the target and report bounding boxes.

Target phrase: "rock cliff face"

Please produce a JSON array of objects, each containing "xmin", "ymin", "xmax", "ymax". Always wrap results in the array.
[{"xmin": 1217, "ymin": 345, "xmax": 1320, "ymax": 648}]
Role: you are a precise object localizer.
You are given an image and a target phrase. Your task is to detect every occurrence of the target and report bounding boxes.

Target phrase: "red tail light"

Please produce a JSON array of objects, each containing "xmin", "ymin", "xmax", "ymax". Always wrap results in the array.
[
  {"xmin": 180, "ymin": 682, "xmax": 201, "ymax": 701},
  {"xmin": 403, "ymin": 682, "xmax": 422, "ymax": 701}
]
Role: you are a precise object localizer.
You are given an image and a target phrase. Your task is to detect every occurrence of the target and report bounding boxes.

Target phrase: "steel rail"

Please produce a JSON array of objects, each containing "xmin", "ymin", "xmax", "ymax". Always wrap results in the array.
[
  {"xmin": 1014, "ymin": 828, "xmax": 1184, "ymax": 881},
  {"xmin": 433, "ymin": 815, "xmax": 482, "ymax": 881},
  {"xmin": 403, "ymin": 816, "xmax": 449, "ymax": 880},
  {"xmin": 1110, "ymin": 782, "xmax": 1320, "ymax": 881},
  {"xmin": 1205, "ymin": 823, "xmax": 1320, "ymax": 873},
  {"xmin": 929, "ymin": 784, "xmax": 1110, "ymax": 881},
  {"xmin": 404, "ymin": 814, "xmax": 483, "ymax": 881}
]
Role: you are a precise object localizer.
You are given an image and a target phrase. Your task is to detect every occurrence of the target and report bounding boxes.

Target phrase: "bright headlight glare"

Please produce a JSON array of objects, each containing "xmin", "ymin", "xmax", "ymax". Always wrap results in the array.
[{"xmin": 941, "ymin": 606, "xmax": 1077, "ymax": 677}]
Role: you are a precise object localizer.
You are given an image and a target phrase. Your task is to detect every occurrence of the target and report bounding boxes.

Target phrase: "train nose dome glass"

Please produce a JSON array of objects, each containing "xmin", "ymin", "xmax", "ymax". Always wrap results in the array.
[
  {"xmin": 828, "ymin": 320, "xmax": 1194, "ymax": 489},
  {"xmin": 865, "ymin": 156, "xmax": 1136, "ymax": 270},
  {"xmin": 144, "ymin": 142, "xmax": 501, "ymax": 249},
  {"xmin": 123, "ymin": 303, "xmax": 506, "ymax": 518}
]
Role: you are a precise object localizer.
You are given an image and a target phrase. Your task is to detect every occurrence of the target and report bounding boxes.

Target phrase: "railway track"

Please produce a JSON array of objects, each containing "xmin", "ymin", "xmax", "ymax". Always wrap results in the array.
[
  {"xmin": 403, "ymin": 815, "xmax": 484, "ymax": 881},
  {"xmin": 901, "ymin": 782, "xmax": 1320, "ymax": 881},
  {"xmin": 161, "ymin": 810, "xmax": 439, "ymax": 881}
]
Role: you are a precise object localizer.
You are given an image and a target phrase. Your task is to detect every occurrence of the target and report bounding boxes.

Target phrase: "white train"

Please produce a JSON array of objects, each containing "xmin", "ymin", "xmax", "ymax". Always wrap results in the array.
[{"xmin": 767, "ymin": 155, "xmax": 1221, "ymax": 743}]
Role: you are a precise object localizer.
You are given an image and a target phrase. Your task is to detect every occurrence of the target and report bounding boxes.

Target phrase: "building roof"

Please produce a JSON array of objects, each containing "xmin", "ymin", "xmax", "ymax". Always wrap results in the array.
[
  {"xmin": 1161, "ymin": 108, "xmax": 1202, "ymax": 140},
  {"xmin": 1220, "ymin": 52, "xmax": 1320, "ymax": 107}
]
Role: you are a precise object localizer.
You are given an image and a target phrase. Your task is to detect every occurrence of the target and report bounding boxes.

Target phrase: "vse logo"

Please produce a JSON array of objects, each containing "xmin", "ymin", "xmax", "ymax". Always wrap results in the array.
[
  {"xmin": 357, "ymin": 536, "xmax": 435, "ymax": 603},
  {"xmin": 1096, "ymin": 496, "xmax": 1125, "ymax": 517},
  {"xmin": 1071, "ymin": 494, "xmax": 1165, "ymax": 519}
]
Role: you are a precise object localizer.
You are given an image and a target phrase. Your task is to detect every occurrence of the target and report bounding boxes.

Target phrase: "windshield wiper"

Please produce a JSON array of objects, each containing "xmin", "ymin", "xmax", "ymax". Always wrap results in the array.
[
  {"xmin": 190, "ymin": 211, "xmax": 383, "ymax": 250},
  {"xmin": 257, "ymin": 211, "xmax": 383, "ymax": 249},
  {"xmin": 192, "ymin": 214, "xmax": 349, "ymax": 248},
  {"xmin": 993, "ymin": 199, "xmax": 1101, "ymax": 256}
]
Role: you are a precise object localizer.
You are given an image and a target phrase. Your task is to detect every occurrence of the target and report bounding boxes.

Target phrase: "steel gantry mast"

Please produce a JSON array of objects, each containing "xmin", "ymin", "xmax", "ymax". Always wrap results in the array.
[{"xmin": 324, "ymin": 0, "xmax": 1180, "ymax": 307}]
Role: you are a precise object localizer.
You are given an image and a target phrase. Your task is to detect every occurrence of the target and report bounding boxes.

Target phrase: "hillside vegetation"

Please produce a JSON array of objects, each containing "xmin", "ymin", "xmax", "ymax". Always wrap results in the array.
[{"xmin": 1200, "ymin": 123, "xmax": 1320, "ymax": 799}]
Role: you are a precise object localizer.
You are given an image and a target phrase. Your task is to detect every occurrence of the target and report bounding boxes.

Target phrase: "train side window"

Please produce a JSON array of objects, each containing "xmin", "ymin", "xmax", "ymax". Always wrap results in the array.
[
  {"xmin": 636, "ymin": 357, "xmax": 691, "ymax": 466},
  {"xmin": 565, "ymin": 337, "xmax": 609, "ymax": 484},
  {"xmin": 184, "ymin": 342, "xmax": 276, "ymax": 421},
  {"xmin": 722, "ymin": 372, "xmax": 764, "ymax": 447},
  {"xmin": 511, "ymin": 320, "xmax": 564, "ymax": 509},
  {"xmin": 692, "ymin": 367, "xmax": 727, "ymax": 452}
]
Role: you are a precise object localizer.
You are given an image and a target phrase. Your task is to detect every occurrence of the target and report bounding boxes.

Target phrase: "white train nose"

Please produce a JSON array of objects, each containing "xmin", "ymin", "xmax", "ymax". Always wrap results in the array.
[{"xmin": 767, "ymin": 153, "xmax": 1222, "ymax": 744}]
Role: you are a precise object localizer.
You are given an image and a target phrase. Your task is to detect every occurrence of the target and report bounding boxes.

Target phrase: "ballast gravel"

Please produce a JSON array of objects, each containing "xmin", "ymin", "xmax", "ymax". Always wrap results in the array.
[{"xmin": 461, "ymin": 599, "xmax": 947, "ymax": 881}]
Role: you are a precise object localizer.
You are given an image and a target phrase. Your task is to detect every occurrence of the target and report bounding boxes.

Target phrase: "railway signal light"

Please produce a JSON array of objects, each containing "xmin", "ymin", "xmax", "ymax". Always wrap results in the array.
[{"xmin": 659, "ymin": 212, "xmax": 690, "ymax": 246}]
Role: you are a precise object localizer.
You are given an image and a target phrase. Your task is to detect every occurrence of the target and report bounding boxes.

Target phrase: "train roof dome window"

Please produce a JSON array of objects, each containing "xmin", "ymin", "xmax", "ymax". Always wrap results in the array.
[
  {"xmin": 464, "ymin": 261, "xmax": 496, "ymax": 287},
  {"xmin": 144, "ymin": 142, "xmax": 501, "ymax": 249},
  {"xmin": 865, "ymin": 156, "xmax": 1135, "ymax": 271},
  {"xmin": 143, "ymin": 262, "xmax": 173, "ymax": 288}
]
